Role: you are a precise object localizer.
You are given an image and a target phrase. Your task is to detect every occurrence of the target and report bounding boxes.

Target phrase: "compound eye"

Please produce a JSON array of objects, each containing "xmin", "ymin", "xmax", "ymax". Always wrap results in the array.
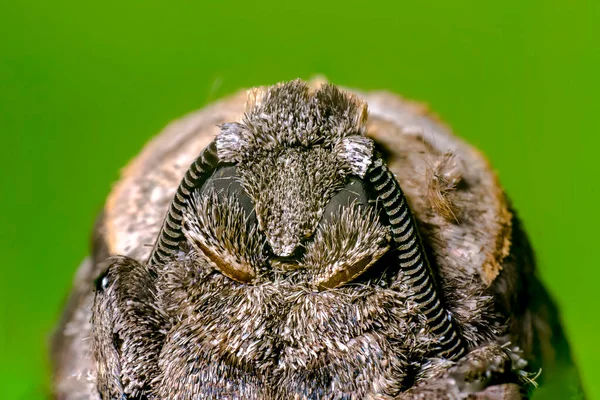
[
  {"xmin": 321, "ymin": 176, "xmax": 371, "ymax": 222},
  {"xmin": 200, "ymin": 166, "xmax": 255, "ymax": 223},
  {"xmin": 183, "ymin": 165, "xmax": 265, "ymax": 283},
  {"xmin": 303, "ymin": 177, "xmax": 390, "ymax": 289},
  {"xmin": 94, "ymin": 269, "xmax": 111, "ymax": 292}
]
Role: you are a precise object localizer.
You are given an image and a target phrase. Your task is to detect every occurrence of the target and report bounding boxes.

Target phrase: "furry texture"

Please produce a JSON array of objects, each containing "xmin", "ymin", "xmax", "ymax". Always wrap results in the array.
[
  {"xmin": 217, "ymin": 80, "xmax": 369, "ymax": 164},
  {"xmin": 302, "ymin": 205, "xmax": 390, "ymax": 289},
  {"xmin": 89, "ymin": 81, "xmax": 527, "ymax": 399},
  {"xmin": 52, "ymin": 80, "xmax": 584, "ymax": 400},
  {"xmin": 425, "ymin": 152, "xmax": 462, "ymax": 222},
  {"xmin": 92, "ymin": 257, "xmax": 166, "ymax": 399},
  {"xmin": 218, "ymin": 80, "xmax": 373, "ymax": 257},
  {"xmin": 183, "ymin": 189, "xmax": 267, "ymax": 283},
  {"xmin": 239, "ymin": 146, "xmax": 345, "ymax": 257},
  {"xmin": 96, "ymin": 254, "xmax": 434, "ymax": 399}
]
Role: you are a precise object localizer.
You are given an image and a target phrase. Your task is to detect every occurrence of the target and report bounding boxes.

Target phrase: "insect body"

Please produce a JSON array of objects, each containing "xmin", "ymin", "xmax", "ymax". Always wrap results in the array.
[
  {"xmin": 150, "ymin": 82, "xmax": 466, "ymax": 362},
  {"xmin": 50, "ymin": 79, "xmax": 584, "ymax": 400}
]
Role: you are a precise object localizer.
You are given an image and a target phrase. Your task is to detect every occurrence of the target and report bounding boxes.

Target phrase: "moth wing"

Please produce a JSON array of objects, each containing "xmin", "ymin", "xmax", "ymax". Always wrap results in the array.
[{"xmin": 50, "ymin": 92, "xmax": 248, "ymax": 399}]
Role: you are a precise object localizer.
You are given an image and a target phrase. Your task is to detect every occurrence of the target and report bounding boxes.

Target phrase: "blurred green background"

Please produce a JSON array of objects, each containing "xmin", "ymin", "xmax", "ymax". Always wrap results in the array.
[{"xmin": 1, "ymin": 0, "xmax": 598, "ymax": 399}]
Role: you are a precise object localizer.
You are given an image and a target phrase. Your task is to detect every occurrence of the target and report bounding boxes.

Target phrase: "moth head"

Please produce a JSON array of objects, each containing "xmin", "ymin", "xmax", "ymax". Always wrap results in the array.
[
  {"xmin": 216, "ymin": 80, "xmax": 373, "ymax": 257},
  {"xmin": 178, "ymin": 80, "xmax": 392, "ymax": 288}
]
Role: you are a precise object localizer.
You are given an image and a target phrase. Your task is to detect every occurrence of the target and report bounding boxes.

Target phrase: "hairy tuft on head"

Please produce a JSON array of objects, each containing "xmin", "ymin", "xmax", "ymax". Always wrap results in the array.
[
  {"xmin": 216, "ymin": 79, "xmax": 369, "ymax": 164},
  {"xmin": 426, "ymin": 152, "xmax": 463, "ymax": 222}
]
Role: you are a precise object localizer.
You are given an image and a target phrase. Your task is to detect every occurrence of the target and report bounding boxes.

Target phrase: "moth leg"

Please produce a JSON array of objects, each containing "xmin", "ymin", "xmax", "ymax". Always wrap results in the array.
[
  {"xmin": 92, "ymin": 256, "xmax": 166, "ymax": 400},
  {"xmin": 398, "ymin": 345, "xmax": 525, "ymax": 400}
]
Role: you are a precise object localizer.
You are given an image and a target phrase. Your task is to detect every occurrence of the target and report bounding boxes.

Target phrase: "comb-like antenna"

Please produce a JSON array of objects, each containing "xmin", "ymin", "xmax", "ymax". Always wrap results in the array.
[
  {"xmin": 367, "ymin": 158, "xmax": 467, "ymax": 360},
  {"xmin": 148, "ymin": 140, "xmax": 220, "ymax": 267}
]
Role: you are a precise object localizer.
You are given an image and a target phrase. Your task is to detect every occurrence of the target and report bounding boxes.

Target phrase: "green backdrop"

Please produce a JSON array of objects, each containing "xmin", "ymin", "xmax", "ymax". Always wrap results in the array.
[{"xmin": 1, "ymin": 1, "xmax": 598, "ymax": 399}]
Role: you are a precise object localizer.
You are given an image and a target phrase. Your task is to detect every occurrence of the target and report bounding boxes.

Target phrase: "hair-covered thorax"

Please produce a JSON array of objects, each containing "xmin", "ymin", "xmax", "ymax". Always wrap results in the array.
[
  {"xmin": 161, "ymin": 81, "xmax": 432, "ymax": 397},
  {"xmin": 214, "ymin": 80, "xmax": 377, "ymax": 260}
]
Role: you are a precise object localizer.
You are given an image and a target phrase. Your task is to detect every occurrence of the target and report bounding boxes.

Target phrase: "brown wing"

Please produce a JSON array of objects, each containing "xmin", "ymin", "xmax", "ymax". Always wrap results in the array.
[
  {"xmin": 49, "ymin": 91, "xmax": 248, "ymax": 400},
  {"xmin": 50, "ymin": 80, "xmax": 583, "ymax": 399}
]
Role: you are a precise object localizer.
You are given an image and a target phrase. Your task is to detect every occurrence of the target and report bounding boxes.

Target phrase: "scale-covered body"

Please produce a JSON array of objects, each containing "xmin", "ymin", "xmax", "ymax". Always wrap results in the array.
[{"xmin": 51, "ymin": 80, "xmax": 582, "ymax": 399}]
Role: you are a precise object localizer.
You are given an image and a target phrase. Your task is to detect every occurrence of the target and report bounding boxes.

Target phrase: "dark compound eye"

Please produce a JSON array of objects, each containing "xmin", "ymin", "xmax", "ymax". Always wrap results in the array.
[
  {"xmin": 199, "ymin": 165, "xmax": 255, "ymax": 224},
  {"xmin": 94, "ymin": 269, "xmax": 111, "ymax": 292},
  {"xmin": 321, "ymin": 176, "xmax": 371, "ymax": 222}
]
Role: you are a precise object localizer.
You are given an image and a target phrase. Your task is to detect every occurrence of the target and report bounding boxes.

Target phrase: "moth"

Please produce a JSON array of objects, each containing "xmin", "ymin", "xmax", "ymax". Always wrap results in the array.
[{"xmin": 50, "ymin": 79, "xmax": 584, "ymax": 399}]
